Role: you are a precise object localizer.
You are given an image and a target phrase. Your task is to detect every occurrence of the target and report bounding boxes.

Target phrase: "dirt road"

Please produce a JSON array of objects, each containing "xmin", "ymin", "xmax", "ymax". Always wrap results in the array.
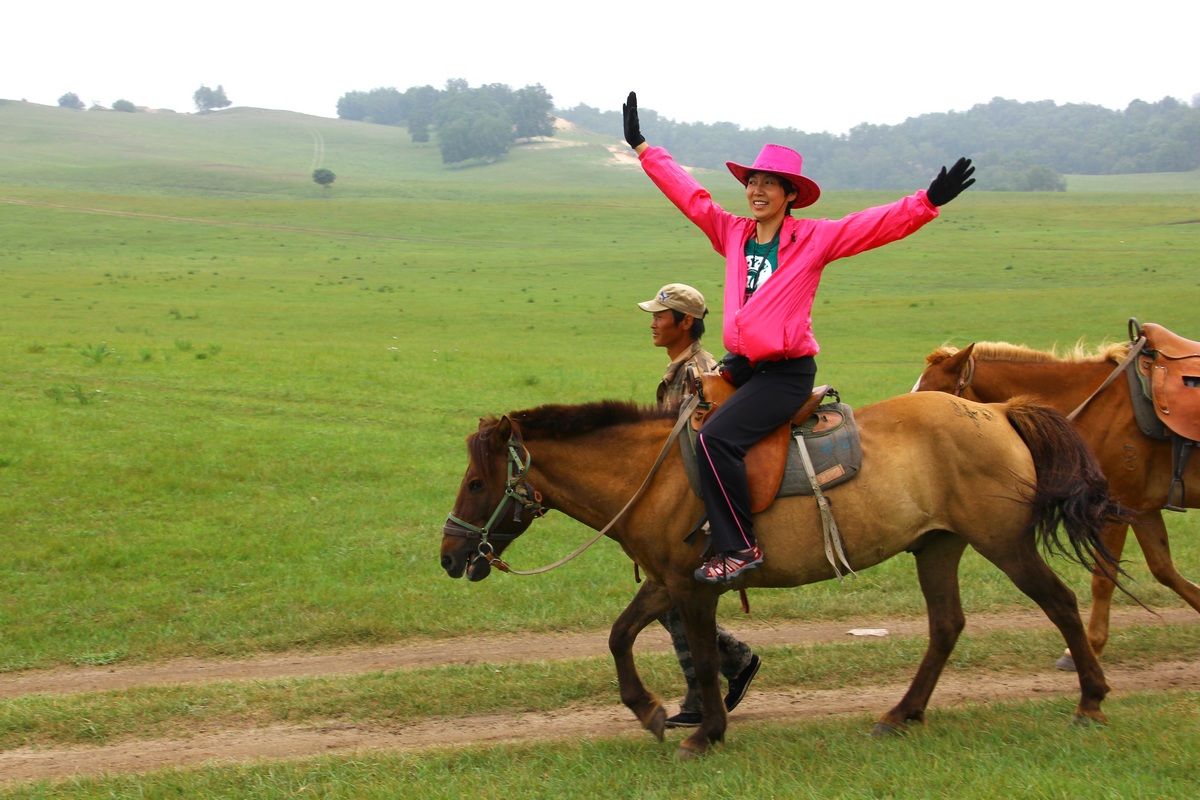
[{"xmin": 1, "ymin": 607, "xmax": 1196, "ymax": 786}]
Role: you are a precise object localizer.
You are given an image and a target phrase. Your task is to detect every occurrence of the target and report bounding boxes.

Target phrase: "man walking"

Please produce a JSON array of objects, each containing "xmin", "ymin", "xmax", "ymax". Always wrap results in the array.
[{"xmin": 638, "ymin": 283, "xmax": 762, "ymax": 727}]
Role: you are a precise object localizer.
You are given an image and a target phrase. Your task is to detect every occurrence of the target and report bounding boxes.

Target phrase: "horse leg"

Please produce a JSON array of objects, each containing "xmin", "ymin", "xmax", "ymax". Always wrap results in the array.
[
  {"xmin": 673, "ymin": 591, "xmax": 725, "ymax": 758},
  {"xmin": 608, "ymin": 579, "xmax": 674, "ymax": 741},
  {"xmin": 1061, "ymin": 511, "xmax": 1200, "ymax": 671},
  {"xmin": 1057, "ymin": 521, "xmax": 1130, "ymax": 671},
  {"xmin": 1130, "ymin": 511, "xmax": 1200, "ymax": 612},
  {"xmin": 981, "ymin": 541, "xmax": 1110, "ymax": 725},
  {"xmin": 874, "ymin": 531, "xmax": 968, "ymax": 735}
]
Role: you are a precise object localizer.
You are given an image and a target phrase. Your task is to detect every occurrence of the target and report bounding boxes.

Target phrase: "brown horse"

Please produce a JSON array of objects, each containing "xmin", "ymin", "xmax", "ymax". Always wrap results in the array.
[
  {"xmin": 440, "ymin": 392, "xmax": 1122, "ymax": 757},
  {"xmin": 916, "ymin": 340, "xmax": 1200, "ymax": 669}
]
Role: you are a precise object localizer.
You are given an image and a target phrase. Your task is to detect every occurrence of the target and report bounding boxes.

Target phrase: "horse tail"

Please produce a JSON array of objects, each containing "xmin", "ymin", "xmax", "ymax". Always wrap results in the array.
[{"xmin": 1002, "ymin": 397, "xmax": 1127, "ymax": 579}]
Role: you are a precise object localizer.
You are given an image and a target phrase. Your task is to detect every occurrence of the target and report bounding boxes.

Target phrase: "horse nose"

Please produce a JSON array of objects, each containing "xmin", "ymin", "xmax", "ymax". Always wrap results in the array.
[{"xmin": 441, "ymin": 553, "xmax": 456, "ymax": 572}]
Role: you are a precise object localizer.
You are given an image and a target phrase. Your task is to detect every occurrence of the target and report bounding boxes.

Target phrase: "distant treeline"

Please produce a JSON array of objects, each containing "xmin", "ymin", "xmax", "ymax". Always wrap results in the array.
[
  {"xmin": 337, "ymin": 81, "xmax": 555, "ymax": 165},
  {"xmin": 559, "ymin": 95, "xmax": 1200, "ymax": 191},
  {"xmin": 339, "ymin": 82, "xmax": 1199, "ymax": 190}
]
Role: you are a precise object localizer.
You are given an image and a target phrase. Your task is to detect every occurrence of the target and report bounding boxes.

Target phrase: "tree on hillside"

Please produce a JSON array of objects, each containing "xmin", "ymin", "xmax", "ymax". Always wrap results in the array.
[
  {"xmin": 58, "ymin": 92, "xmax": 85, "ymax": 110},
  {"xmin": 436, "ymin": 91, "xmax": 511, "ymax": 164},
  {"xmin": 337, "ymin": 87, "xmax": 406, "ymax": 124},
  {"xmin": 112, "ymin": 99, "xmax": 137, "ymax": 113},
  {"xmin": 335, "ymin": 80, "xmax": 556, "ymax": 155},
  {"xmin": 405, "ymin": 85, "xmax": 439, "ymax": 143},
  {"xmin": 512, "ymin": 84, "xmax": 556, "ymax": 139},
  {"xmin": 193, "ymin": 84, "xmax": 231, "ymax": 113},
  {"xmin": 312, "ymin": 168, "xmax": 336, "ymax": 191},
  {"xmin": 408, "ymin": 112, "xmax": 431, "ymax": 143}
]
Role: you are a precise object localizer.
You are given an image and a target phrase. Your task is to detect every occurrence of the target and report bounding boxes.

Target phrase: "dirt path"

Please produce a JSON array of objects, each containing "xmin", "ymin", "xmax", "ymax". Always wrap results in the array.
[{"xmin": 1, "ymin": 608, "xmax": 1196, "ymax": 786}]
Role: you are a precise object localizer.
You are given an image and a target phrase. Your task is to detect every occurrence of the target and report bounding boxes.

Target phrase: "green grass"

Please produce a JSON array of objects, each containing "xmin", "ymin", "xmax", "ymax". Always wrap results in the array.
[
  {"xmin": 1, "ymin": 99, "xmax": 1199, "ymax": 793},
  {"xmin": 1066, "ymin": 169, "xmax": 1200, "ymax": 192},
  {"xmin": 2, "ymin": 101, "xmax": 1199, "ymax": 672}
]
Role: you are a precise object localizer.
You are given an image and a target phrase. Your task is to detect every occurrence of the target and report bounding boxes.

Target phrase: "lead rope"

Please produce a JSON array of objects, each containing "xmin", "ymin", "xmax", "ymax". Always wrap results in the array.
[{"xmin": 491, "ymin": 394, "xmax": 701, "ymax": 576}]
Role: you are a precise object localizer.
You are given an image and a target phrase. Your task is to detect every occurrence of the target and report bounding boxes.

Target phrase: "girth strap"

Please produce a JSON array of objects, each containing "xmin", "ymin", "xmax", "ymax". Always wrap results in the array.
[
  {"xmin": 1167, "ymin": 436, "xmax": 1194, "ymax": 512},
  {"xmin": 795, "ymin": 428, "xmax": 855, "ymax": 581}
]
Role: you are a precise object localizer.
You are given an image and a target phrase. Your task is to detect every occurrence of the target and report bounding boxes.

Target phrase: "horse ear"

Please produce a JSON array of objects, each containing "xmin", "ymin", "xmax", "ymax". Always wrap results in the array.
[
  {"xmin": 491, "ymin": 416, "xmax": 513, "ymax": 444},
  {"xmin": 943, "ymin": 343, "xmax": 974, "ymax": 370}
]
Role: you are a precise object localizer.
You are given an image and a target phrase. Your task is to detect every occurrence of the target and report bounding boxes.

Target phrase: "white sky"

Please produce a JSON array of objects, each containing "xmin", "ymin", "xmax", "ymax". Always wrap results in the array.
[{"xmin": 3, "ymin": 1, "xmax": 1195, "ymax": 135}]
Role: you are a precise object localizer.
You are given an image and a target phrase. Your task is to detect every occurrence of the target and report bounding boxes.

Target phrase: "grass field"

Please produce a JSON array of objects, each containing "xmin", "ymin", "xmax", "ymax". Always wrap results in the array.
[{"xmin": 1, "ymin": 99, "xmax": 1199, "ymax": 795}]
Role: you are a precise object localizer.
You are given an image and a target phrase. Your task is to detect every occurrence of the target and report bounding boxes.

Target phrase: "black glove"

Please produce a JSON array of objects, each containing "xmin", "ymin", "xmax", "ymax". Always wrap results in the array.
[
  {"xmin": 926, "ymin": 157, "xmax": 976, "ymax": 206},
  {"xmin": 718, "ymin": 353, "xmax": 754, "ymax": 388},
  {"xmin": 622, "ymin": 91, "xmax": 645, "ymax": 150}
]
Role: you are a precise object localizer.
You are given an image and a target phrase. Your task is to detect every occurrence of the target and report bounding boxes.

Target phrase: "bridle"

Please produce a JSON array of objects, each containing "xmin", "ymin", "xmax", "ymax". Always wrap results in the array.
[
  {"xmin": 911, "ymin": 352, "xmax": 974, "ymax": 396},
  {"xmin": 952, "ymin": 354, "xmax": 975, "ymax": 397},
  {"xmin": 931, "ymin": 336, "xmax": 1148, "ymax": 421},
  {"xmin": 444, "ymin": 438, "xmax": 547, "ymax": 574},
  {"xmin": 445, "ymin": 395, "xmax": 699, "ymax": 578}
]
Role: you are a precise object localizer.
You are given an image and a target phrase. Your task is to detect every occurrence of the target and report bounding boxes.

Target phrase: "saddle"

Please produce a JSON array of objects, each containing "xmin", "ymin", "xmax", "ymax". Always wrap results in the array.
[
  {"xmin": 1129, "ymin": 318, "xmax": 1200, "ymax": 509},
  {"xmin": 693, "ymin": 374, "xmax": 841, "ymax": 513},
  {"xmin": 1134, "ymin": 320, "xmax": 1200, "ymax": 442}
]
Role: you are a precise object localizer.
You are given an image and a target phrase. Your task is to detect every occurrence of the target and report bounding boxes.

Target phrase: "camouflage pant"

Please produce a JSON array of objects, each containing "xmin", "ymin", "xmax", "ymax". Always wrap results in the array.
[{"xmin": 659, "ymin": 608, "xmax": 754, "ymax": 714}]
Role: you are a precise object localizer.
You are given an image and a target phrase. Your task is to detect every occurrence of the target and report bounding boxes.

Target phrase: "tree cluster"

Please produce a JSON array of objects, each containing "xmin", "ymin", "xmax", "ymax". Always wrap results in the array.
[
  {"xmin": 57, "ymin": 93, "xmax": 138, "ymax": 112},
  {"xmin": 560, "ymin": 95, "xmax": 1200, "ymax": 191},
  {"xmin": 57, "ymin": 92, "xmax": 85, "ymax": 110},
  {"xmin": 193, "ymin": 85, "xmax": 231, "ymax": 113},
  {"xmin": 336, "ymin": 81, "xmax": 555, "ymax": 165},
  {"xmin": 58, "ymin": 86, "xmax": 231, "ymax": 114}
]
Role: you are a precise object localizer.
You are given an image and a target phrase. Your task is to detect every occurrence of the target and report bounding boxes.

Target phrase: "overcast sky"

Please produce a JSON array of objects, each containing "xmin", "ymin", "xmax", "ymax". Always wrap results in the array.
[{"xmin": 4, "ymin": 1, "xmax": 1194, "ymax": 135}]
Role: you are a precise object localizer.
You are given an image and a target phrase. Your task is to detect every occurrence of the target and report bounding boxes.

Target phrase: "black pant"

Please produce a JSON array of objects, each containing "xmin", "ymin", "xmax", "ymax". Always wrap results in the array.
[{"xmin": 697, "ymin": 357, "xmax": 816, "ymax": 554}]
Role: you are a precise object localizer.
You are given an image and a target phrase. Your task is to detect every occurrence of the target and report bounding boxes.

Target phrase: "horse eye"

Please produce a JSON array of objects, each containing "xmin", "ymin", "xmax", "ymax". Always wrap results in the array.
[{"xmin": 468, "ymin": 479, "xmax": 484, "ymax": 492}]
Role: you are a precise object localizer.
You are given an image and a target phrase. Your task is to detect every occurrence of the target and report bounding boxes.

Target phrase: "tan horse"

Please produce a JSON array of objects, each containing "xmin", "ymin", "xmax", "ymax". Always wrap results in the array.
[
  {"xmin": 441, "ymin": 392, "xmax": 1122, "ymax": 757},
  {"xmin": 916, "ymin": 340, "xmax": 1200, "ymax": 669}
]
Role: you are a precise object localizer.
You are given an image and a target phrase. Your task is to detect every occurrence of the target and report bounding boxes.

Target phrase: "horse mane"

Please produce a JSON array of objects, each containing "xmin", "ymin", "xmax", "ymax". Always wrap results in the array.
[
  {"xmin": 929, "ymin": 340, "xmax": 1132, "ymax": 366},
  {"xmin": 467, "ymin": 400, "xmax": 670, "ymax": 479},
  {"xmin": 505, "ymin": 400, "xmax": 670, "ymax": 440}
]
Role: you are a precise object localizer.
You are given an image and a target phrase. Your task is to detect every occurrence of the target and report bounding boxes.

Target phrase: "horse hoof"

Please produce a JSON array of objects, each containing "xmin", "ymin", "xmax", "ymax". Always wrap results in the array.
[
  {"xmin": 675, "ymin": 742, "xmax": 706, "ymax": 760},
  {"xmin": 1055, "ymin": 650, "xmax": 1077, "ymax": 672},
  {"xmin": 871, "ymin": 722, "xmax": 906, "ymax": 737},
  {"xmin": 1072, "ymin": 711, "xmax": 1108, "ymax": 728},
  {"xmin": 646, "ymin": 705, "xmax": 666, "ymax": 742}
]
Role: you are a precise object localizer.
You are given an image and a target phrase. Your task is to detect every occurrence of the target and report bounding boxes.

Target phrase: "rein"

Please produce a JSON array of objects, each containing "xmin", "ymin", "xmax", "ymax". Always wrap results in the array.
[{"xmin": 447, "ymin": 394, "xmax": 699, "ymax": 576}]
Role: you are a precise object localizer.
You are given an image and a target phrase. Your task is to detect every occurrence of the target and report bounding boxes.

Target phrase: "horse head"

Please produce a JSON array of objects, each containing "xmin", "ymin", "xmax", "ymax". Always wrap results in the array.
[
  {"xmin": 913, "ymin": 343, "xmax": 976, "ymax": 396},
  {"xmin": 441, "ymin": 415, "xmax": 545, "ymax": 582}
]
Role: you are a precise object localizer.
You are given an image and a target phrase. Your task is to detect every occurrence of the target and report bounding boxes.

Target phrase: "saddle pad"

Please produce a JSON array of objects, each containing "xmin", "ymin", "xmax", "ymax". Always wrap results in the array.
[
  {"xmin": 1126, "ymin": 359, "xmax": 1169, "ymax": 441},
  {"xmin": 778, "ymin": 403, "xmax": 862, "ymax": 497}
]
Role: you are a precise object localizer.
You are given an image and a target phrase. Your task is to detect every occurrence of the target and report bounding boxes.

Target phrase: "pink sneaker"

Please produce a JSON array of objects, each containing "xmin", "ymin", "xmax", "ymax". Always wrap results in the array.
[{"xmin": 695, "ymin": 546, "xmax": 763, "ymax": 584}]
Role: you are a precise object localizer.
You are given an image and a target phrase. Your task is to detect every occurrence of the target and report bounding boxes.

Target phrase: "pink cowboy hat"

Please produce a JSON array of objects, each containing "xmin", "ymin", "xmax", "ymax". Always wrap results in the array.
[{"xmin": 726, "ymin": 143, "xmax": 821, "ymax": 209}]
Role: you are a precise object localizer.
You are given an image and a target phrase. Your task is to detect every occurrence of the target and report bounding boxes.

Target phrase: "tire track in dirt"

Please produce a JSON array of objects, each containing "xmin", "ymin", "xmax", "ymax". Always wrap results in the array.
[{"xmin": 1, "ymin": 608, "xmax": 1196, "ymax": 786}]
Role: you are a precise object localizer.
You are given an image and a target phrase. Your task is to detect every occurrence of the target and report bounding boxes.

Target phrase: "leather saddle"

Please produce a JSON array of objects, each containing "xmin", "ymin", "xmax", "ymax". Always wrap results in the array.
[
  {"xmin": 694, "ymin": 373, "xmax": 833, "ymax": 512},
  {"xmin": 1134, "ymin": 319, "xmax": 1200, "ymax": 442}
]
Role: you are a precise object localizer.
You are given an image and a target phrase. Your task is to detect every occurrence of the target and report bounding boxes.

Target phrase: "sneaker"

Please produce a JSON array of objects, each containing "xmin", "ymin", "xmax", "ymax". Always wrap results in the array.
[
  {"xmin": 723, "ymin": 654, "xmax": 762, "ymax": 712},
  {"xmin": 694, "ymin": 546, "xmax": 763, "ymax": 584},
  {"xmin": 664, "ymin": 711, "xmax": 702, "ymax": 728}
]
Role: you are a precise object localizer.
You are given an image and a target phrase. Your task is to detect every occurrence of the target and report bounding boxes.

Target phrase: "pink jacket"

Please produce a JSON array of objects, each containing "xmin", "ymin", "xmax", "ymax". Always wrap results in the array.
[{"xmin": 639, "ymin": 146, "xmax": 939, "ymax": 363}]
